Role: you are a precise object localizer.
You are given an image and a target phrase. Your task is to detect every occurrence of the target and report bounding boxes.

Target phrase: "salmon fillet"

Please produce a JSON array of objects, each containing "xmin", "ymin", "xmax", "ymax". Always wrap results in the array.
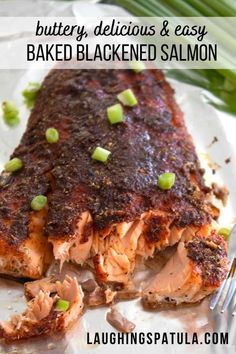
[
  {"xmin": 45, "ymin": 69, "xmax": 219, "ymax": 284},
  {"xmin": 0, "ymin": 68, "xmax": 227, "ymax": 332},
  {"xmin": 0, "ymin": 68, "xmax": 210, "ymax": 279}
]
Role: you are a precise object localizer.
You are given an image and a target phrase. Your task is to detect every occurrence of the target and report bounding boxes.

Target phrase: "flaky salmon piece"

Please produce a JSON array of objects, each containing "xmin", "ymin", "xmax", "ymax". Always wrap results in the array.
[
  {"xmin": 24, "ymin": 276, "xmax": 57, "ymax": 298},
  {"xmin": 92, "ymin": 217, "xmax": 145, "ymax": 283},
  {"xmin": 92, "ymin": 211, "xmax": 184, "ymax": 283},
  {"xmin": 50, "ymin": 211, "xmax": 93, "ymax": 269},
  {"xmin": 0, "ymin": 275, "xmax": 83, "ymax": 342},
  {"xmin": 142, "ymin": 230, "xmax": 228, "ymax": 308}
]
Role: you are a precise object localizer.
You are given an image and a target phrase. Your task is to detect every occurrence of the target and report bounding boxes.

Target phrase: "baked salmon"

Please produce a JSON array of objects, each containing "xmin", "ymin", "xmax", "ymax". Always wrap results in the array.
[
  {"xmin": 44, "ymin": 69, "xmax": 216, "ymax": 279},
  {"xmin": 0, "ymin": 68, "xmax": 228, "ymax": 341}
]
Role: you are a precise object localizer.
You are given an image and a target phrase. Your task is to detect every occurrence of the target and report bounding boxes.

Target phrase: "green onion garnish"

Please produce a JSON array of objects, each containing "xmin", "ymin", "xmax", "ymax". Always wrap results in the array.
[
  {"xmin": 129, "ymin": 61, "xmax": 145, "ymax": 73},
  {"xmin": 2, "ymin": 101, "xmax": 20, "ymax": 127},
  {"xmin": 22, "ymin": 82, "xmax": 41, "ymax": 109},
  {"xmin": 218, "ymin": 227, "xmax": 231, "ymax": 241},
  {"xmin": 31, "ymin": 195, "xmax": 47, "ymax": 211},
  {"xmin": 223, "ymin": 79, "xmax": 236, "ymax": 92},
  {"xmin": 45, "ymin": 127, "xmax": 59, "ymax": 144},
  {"xmin": 55, "ymin": 299, "xmax": 70, "ymax": 312},
  {"xmin": 106, "ymin": 0, "xmax": 236, "ymax": 114},
  {"xmin": 92, "ymin": 146, "xmax": 111, "ymax": 163},
  {"xmin": 158, "ymin": 172, "xmax": 176, "ymax": 190},
  {"xmin": 107, "ymin": 103, "xmax": 124, "ymax": 124},
  {"xmin": 4, "ymin": 158, "xmax": 23, "ymax": 172},
  {"xmin": 117, "ymin": 89, "xmax": 138, "ymax": 107}
]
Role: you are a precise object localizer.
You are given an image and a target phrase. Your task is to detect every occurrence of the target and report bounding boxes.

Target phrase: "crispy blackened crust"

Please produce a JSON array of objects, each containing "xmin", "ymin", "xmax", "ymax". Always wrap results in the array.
[
  {"xmin": 186, "ymin": 230, "xmax": 228, "ymax": 287},
  {"xmin": 44, "ymin": 69, "xmax": 212, "ymax": 237},
  {"xmin": 0, "ymin": 172, "xmax": 49, "ymax": 246},
  {"xmin": 0, "ymin": 69, "xmax": 212, "ymax": 244}
]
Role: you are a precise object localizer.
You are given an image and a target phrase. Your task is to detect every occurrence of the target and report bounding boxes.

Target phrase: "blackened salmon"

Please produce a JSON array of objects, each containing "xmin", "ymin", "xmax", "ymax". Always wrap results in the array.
[{"xmin": 0, "ymin": 69, "xmax": 225, "ymax": 287}]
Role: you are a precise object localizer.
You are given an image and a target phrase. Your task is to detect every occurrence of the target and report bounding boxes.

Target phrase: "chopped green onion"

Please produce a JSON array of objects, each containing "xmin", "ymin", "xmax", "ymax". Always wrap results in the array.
[
  {"xmin": 31, "ymin": 195, "xmax": 47, "ymax": 211},
  {"xmin": 107, "ymin": 103, "xmax": 124, "ymax": 124},
  {"xmin": 117, "ymin": 89, "xmax": 138, "ymax": 107},
  {"xmin": 158, "ymin": 172, "xmax": 176, "ymax": 190},
  {"xmin": 218, "ymin": 227, "xmax": 231, "ymax": 241},
  {"xmin": 22, "ymin": 82, "xmax": 41, "ymax": 109},
  {"xmin": 55, "ymin": 299, "xmax": 70, "ymax": 312},
  {"xmin": 129, "ymin": 61, "xmax": 145, "ymax": 73},
  {"xmin": 2, "ymin": 101, "xmax": 20, "ymax": 127},
  {"xmin": 45, "ymin": 127, "xmax": 59, "ymax": 144},
  {"xmin": 92, "ymin": 146, "xmax": 111, "ymax": 163},
  {"xmin": 4, "ymin": 158, "xmax": 23, "ymax": 172}
]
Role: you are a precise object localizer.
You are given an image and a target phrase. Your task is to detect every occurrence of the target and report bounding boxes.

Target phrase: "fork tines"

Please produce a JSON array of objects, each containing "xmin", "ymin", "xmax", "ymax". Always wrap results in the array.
[{"xmin": 210, "ymin": 257, "xmax": 236, "ymax": 314}]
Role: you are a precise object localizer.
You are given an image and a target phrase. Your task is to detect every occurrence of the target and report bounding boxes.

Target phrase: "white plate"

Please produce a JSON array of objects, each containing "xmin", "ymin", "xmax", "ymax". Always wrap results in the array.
[{"xmin": 0, "ymin": 68, "xmax": 236, "ymax": 354}]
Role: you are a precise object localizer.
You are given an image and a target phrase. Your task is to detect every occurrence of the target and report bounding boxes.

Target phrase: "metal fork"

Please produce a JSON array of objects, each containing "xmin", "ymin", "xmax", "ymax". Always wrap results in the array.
[{"xmin": 210, "ymin": 224, "xmax": 236, "ymax": 314}]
